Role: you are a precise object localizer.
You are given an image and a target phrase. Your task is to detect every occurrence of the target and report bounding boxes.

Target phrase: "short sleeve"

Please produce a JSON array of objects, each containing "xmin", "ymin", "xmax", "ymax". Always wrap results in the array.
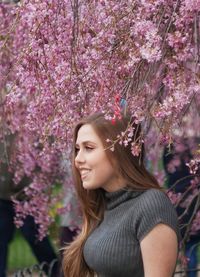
[{"xmin": 135, "ymin": 189, "xmax": 181, "ymax": 242}]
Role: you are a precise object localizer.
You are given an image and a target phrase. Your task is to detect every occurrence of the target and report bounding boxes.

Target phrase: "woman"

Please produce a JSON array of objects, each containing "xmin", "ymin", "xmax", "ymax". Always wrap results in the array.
[{"xmin": 63, "ymin": 112, "xmax": 180, "ymax": 277}]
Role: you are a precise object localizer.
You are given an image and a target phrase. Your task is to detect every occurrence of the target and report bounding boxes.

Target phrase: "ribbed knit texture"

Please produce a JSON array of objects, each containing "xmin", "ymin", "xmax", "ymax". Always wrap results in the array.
[{"xmin": 83, "ymin": 188, "xmax": 180, "ymax": 277}]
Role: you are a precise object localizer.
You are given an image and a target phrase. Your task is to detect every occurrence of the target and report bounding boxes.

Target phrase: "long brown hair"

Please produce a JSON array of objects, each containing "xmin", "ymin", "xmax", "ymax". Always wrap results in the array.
[{"xmin": 63, "ymin": 112, "xmax": 160, "ymax": 277}]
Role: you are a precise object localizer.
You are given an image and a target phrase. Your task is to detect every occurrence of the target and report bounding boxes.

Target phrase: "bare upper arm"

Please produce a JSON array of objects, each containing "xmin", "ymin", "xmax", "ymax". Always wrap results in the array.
[{"xmin": 140, "ymin": 223, "xmax": 178, "ymax": 277}]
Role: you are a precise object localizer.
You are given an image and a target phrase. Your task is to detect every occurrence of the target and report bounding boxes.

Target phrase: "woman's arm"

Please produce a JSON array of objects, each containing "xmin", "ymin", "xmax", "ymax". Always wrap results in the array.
[{"xmin": 140, "ymin": 223, "xmax": 178, "ymax": 277}]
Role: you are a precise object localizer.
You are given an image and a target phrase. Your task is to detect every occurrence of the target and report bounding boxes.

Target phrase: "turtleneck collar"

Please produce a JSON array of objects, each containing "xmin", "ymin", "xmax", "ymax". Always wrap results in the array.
[{"xmin": 104, "ymin": 187, "xmax": 142, "ymax": 210}]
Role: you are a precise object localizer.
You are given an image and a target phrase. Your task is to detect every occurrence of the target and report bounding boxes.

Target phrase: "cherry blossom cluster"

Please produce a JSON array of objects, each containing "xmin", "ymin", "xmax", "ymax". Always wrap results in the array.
[
  {"xmin": 187, "ymin": 159, "xmax": 200, "ymax": 175},
  {"xmin": 1, "ymin": 0, "xmax": 200, "ymax": 240}
]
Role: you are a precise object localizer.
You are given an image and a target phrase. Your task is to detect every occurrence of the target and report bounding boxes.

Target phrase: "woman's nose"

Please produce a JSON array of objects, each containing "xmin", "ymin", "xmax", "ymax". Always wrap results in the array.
[{"xmin": 75, "ymin": 149, "xmax": 85, "ymax": 164}]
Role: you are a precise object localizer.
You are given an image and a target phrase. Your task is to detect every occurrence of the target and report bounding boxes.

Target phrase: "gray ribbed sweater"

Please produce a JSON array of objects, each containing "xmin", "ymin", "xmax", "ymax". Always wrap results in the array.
[{"xmin": 83, "ymin": 188, "xmax": 180, "ymax": 277}]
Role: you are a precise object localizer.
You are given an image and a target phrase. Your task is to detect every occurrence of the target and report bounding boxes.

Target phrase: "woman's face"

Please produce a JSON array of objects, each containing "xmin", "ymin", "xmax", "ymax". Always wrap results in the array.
[{"xmin": 75, "ymin": 124, "xmax": 125, "ymax": 192}]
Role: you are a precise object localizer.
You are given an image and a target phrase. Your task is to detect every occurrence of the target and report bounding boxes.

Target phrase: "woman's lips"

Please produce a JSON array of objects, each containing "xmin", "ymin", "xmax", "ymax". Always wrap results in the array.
[{"xmin": 80, "ymin": 169, "xmax": 91, "ymax": 179}]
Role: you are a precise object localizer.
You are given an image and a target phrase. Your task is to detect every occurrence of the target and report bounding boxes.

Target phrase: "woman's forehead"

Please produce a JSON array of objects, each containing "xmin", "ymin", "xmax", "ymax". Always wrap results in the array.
[{"xmin": 76, "ymin": 124, "xmax": 101, "ymax": 145}]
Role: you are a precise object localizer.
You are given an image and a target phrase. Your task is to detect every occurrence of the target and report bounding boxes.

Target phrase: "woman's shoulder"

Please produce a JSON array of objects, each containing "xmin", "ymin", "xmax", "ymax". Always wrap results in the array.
[
  {"xmin": 138, "ymin": 188, "xmax": 170, "ymax": 204},
  {"xmin": 126, "ymin": 188, "xmax": 175, "ymax": 220},
  {"xmin": 130, "ymin": 188, "xmax": 180, "ymax": 242},
  {"xmin": 126, "ymin": 187, "xmax": 179, "ymax": 227},
  {"xmin": 126, "ymin": 188, "xmax": 170, "ymax": 210}
]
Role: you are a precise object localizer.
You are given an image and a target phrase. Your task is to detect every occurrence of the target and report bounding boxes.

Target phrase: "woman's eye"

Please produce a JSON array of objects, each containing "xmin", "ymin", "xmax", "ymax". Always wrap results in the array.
[
  {"xmin": 75, "ymin": 147, "xmax": 80, "ymax": 154},
  {"xmin": 85, "ymin": 146, "xmax": 94, "ymax": 151}
]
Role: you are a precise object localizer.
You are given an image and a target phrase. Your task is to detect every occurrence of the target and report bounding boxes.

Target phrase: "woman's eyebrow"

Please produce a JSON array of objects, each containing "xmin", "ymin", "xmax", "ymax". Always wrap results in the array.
[{"xmin": 75, "ymin": 141, "xmax": 97, "ymax": 147}]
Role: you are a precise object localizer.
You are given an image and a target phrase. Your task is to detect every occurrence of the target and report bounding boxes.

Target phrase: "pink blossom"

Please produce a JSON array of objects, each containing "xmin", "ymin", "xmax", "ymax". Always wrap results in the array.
[{"xmin": 1, "ymin": 0, "xmax": 200, "ymax": 239}]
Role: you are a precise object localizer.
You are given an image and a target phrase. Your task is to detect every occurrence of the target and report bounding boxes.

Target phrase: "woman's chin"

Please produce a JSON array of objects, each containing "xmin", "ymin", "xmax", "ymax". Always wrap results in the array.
[{"xmin": 82, "ymin": 181, "xmax": 99, "ymax": 190}]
